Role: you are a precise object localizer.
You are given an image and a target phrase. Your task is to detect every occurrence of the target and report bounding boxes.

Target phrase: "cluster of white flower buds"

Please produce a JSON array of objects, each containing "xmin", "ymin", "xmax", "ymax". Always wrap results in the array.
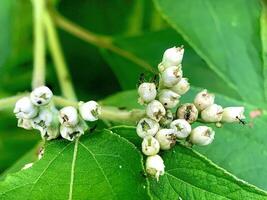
[
  {"xmin": 136, "ymin": 46, "xmax": 245, "ymax": 181},
  {"xmin": 14, "ymin": 86, "xmax": 101, "ymax": 141}
]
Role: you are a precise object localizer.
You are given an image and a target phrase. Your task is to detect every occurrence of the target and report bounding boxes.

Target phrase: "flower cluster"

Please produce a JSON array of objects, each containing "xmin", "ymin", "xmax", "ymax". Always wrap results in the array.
[
  {"xmin": 136, "ymin": 46, "xmax": 245, "ymax": 180},
  {"xmin": 14, "ymin": 86, "xmax": 101, "ymax": 141}
]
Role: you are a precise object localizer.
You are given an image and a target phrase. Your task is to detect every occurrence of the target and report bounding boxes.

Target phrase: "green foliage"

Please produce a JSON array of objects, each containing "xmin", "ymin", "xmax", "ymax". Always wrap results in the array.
[
  {"xmin": 0, "ymin": 130, "xmax": 150, "ymax": 199},
  {"xmin": 1, "ymin": 0, "xmax": 267, "ymax": 199}
]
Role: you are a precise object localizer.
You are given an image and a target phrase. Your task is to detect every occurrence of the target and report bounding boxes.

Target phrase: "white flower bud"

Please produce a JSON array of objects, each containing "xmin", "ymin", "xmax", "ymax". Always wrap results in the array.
[
  {"xmin": 159, "ymin": 109, "xmax": 173, "ymax": 127},
  {"xmin": 30, "ymin": 86, "xmax": 53, "ymax": 106},
  {"xmin": 60, "ymin": 121, "xmax": 88, "ymax": 141},
  {"xmin": 221, "ymin": 107, "xmax": 245, "ymax": 123},
  {"xmin": 142, "ymin": 136, "xmax": 160, "ymax": 156},
  {"xmin": 170, "ymin": 78, "xmax": 190, "ymax": 95},
  {"xmin": 17, "ymin": 118, "xmax": 33, "ymax": 130},
  {"xmin": 146, "ymin": 100, "xmax": 166, "ymax": 122},
  {"xmin": 190, "ymin": 126, "xmax": 215, "ymax": 146},
  {"xmin": 162, "ymin": 46, "xmax": 184, "ymax": 67},
  {"xmin": 146, "ymin": 155, "xmax": 165, "ymax": 181},
  {"xmin": 201, "ymin": 104, "xmax": 223, "ymax": 122},
  {"xmin": 158, "ymin": 63, "xmax": 166, "ymax": 73},
  {"xmin": 32, "ymin": 108, "xmax": 60, "ymax": 140},
  {"xmin": 59, "ymin": 106, "xmax": 79, "ymax": 127},
  {"xmin": 32, "ymin": 108, "xmax": 53, "ymax": 129},
  {"xmin": 161, "ymin": 66, "xmax": 183, "ymax": 87},
  {"xmin": 194, "ymin": 89, "xmax": 215, "ymax": 111},
  {"xmin": 138, "ymin": 82, "xmax": 157, "ymax": 104},
  {"xmin": 176, "ymin": 103, "xmax": 198, "ymax": 124},
  {"xmin": 155, "ymin": 129, "xmax": 176, "ymax": 150},
  {"xmin": 79, "ymin": 101, "xmax": 101, "ymax": 121},
  {"xmin": 136, "ymin": 118, "xmax": 160, "ymax": 138},
  {"xmin": 158, "ymin": 89, "xmax": 180, "ymax": 109},
  {"xmin": 170, "ymin": 119, "xmax": 191, "ymax": 139},
  {"xmin": 14, "ymin": 97, "xmax": 38, "ymax": 119}
]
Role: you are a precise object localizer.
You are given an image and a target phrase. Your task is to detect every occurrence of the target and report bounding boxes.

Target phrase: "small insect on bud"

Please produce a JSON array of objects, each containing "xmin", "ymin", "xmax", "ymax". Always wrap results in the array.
[
  {"xmin": 170, "ymin": 78, "xmax": 190, "ymax": 95},
  {"xmin": 14, "ymin": 97, "xmax": 38, "ymax": 119},
  {"xmin": 161, "ymin": 66, "xmax": 183, "ymax": 88},
  {"xmin": 194, "ymin": 89, "xmax": 215, "ymax": 111},
  {"xmin": 162, "ymin": 46, "xmax": 184, "ymax": 67},
  {"xmin": 30, "ymin": 86, "xmax": 53, "ymax": 106},
  {"xmin": 17, "ymin": 118, "xmax": 33, "ymax": 130},
  {"xmin": 146, "ymin": 155, "xmax": 165, "ymax": 181},
  {"xmin": 138, "ymin": 82, "xmax": 157, "ymax": 104},
  {"xmin": 146, "ymin": 100, "xmax": 166, "ymax": 122},
  {"xmin": 170, "ymin": 119, "xmax": 191, "ymax": 139},
  {"xmin": 201, "ymin": 104, "xmax": 223, "ymax": 122},
  {"xmin": 155, "ymin": 129, "xmax": 176, "ymax": 150},
  {"xmin": 221, "ymin": 107, "xmax": 245, "ymax": 123},
  {"xmin": 176, "ymin": 103, "xmax": 198, "ymax": 124},
  {"xmin": 79, "ymin": 101, "xmax": 101, "ymax": 121},
  {"xmin": 136, "ymin": 118, "xmax": 160, "ymax": 138},
  {"xmin": 159, "ymin": 109, "xmax": 173, "ymax": 127},
  {"xmin": 190, "ymin": 126, "xmax": 215, "ymax": 146},
  {"xmin": 142, "ymin": 136, "xmax": 160, "ymax": 156},
  {"xmin": 60, "ymin": 121, "xmax": 88, "ymax": 141},
  {"xmin": 59, "ymin": 106, "xmax": 79, "ymax": 127},
  {"xmin": 158, "ymin": 89, "xmax": 180, "ymax": 109}
]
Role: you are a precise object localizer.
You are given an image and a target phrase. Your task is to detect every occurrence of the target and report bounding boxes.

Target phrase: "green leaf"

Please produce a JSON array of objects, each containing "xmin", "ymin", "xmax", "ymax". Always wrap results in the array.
[
  {"xmin": 101, "ymin": 29, "xmax": 240, "ymax": 100},
  {"xmin": 0, "ymin": 130, "xmax": 150, "ymax": 200},
  {"xmin": 150, "ymin": 145, "xmax": 267, "ymax": 200},
  {"xmin": 153, "ymin": 0, "xmax": 265, "ymax": 107},
  {"xmin": 105, "ymin": 126, "xmax": 267, "ymax": 199}
]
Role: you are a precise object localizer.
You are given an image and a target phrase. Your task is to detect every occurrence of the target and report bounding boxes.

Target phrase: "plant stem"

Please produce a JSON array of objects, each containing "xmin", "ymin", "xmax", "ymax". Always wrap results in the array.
[
  {"xmin": 44, "ymin": 11, "xmax": 77, "ymax": 101},
  {"xmin": 0, "ymin": 93, "xmax": 27, "ymax": 110},
  {"xmin": 32, "ymin": 0, "xmax": 46, "ymax": 89},
  {"xmin": 50, "ymin": 10, "xmax": 156, "ymax": 74},
  {"xmin": 53, "ymin": 96, "xmax": 145, "ymax": 124}
]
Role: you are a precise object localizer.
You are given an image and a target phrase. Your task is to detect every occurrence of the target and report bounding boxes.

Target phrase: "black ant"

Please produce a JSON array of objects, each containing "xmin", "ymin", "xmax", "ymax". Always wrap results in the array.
[{"xmin": 236, "ymin": 116, "xmax": 246, "ymax": 125}]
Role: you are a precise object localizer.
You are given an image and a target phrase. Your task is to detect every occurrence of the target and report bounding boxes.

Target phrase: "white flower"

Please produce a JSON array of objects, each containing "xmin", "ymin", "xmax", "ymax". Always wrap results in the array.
[
  {"xmin": 221, "ymin": 107, "xmax": 245, "ymax": 123},
  {"xmin": 176, "ymin": 103, "xmax": 198, "ymax": 124},
  {"xmin": 161, "ymin": 66, "xmax": 183, "ymax": 88},
  {"xmin": 146, "ymin": 155, "xmax": 165, "ymax": 181},
  {"xmin": 142, "ymin": 136, "xmax": 160, "ymax": 156},
  {"xmin": 158, "ymin": 89, "xmax": 180, "ymax": 109},
  {"xmin": 190, "ymin": 126, "xmax": 215, "ymax": 146},
  {"xmin": 17, "ymin": 118, "xmax": 33, "ymax": 130},
  {"xmin": 170, "ymin": 78, "xmax": 190, "ymax": 95},
  {"xmin": 31, "ymin": 108, "xmax": 54, "ymax": 129},
  {"xmin": 146, "ymin": 100, "xmax": 166, "ymax": 122},
  {"xmin": 138, "ymin": 82, "xmax": 157, "ymax": 104},
  {"xmin": 155, "ymin": 129, "xmax": 176, "ymax": 150},
  {"xmin": 162, "ymin": 46, "xmax": 184, "ymax": 67},
  {"xmin": 30, "ymin": 86, "xmax": 53, "ymax": 106},
  {"xmin": 170, "ymin": 119, "xmax": 191, "ymax": 139},
  {"xmin": 59, "ymin": 106, "xmax": 79, "ymax": 127},
  {"xmin": 14, "ymin": 97, "xmax": 38, "ymax": 119},
  {"xmin": 159, "ymin": 109, "xmax": 173, "ymax": 127},
  {"xmin": 136, "ymin": 118, "xmax": 160, "ymax": 138},
  {"xmin": 79, "ymin": 101, "xmax": 101, "ymax": 121},
  {"xmin": 201, "ymin": 104, "xmax": 223, "ymax": 122},
  {"xmin": 60, "ymin": 121, "xmax": 88, "ymax": 141},
  {"xmin": 194, "ymin": 89, "xmax": 215, "ymax": 111}
]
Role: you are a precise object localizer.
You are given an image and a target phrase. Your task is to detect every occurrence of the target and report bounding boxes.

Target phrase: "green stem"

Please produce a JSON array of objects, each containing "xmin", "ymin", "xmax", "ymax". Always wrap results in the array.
[
  {"xmin": 44, "ymin": 11, "xmax": 77, "ymax": 101},
  {"xmin": 51, "ymin": 10, "xmax": 156, "ymax": 74},
  {"xmin": 32, "ymin": 0, "xmax": 46, "ymax": 89},
  {"xmin": 53, "ymin": 96, "xmax": 145, "ymax": 124},
  {"xmin": 0, "ymin": 93, "xmax": 27, "ymax": 110}
]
